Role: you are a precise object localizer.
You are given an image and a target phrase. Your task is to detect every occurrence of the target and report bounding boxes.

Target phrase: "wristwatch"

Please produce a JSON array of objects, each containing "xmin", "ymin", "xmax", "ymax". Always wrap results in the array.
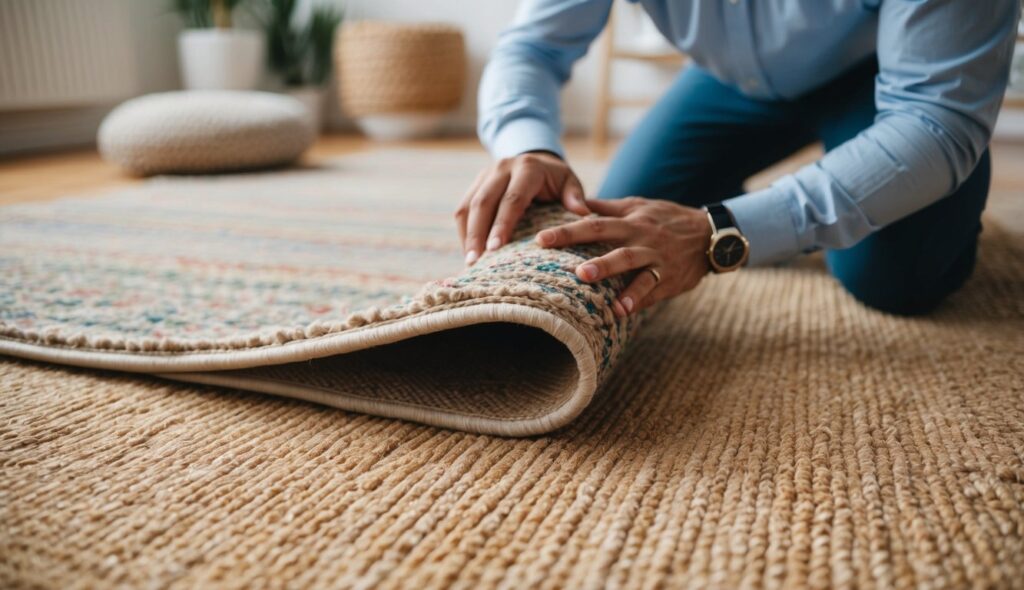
[{"xmin": 704, "ymin": 203, "xmax": 750, "ymax": 273}]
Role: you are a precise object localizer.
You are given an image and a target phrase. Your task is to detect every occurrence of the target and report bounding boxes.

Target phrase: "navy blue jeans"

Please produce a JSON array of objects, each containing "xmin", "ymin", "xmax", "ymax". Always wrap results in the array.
[{"xmin": 598, "ymin": 60, "xmax": 990, "ymax": 315}]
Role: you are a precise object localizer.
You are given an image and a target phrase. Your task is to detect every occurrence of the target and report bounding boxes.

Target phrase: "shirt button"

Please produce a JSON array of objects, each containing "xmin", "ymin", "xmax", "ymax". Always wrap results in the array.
[
  {"xmin": 746, "ymin": 78, "xmax": 759, "ymax": 89},
  {"xmin": 728, "ymin": 0, "xmax": 738, "ymax": 4}
]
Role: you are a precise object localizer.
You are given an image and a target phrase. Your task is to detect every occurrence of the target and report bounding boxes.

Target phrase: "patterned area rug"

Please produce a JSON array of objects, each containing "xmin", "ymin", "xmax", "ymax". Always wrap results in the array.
[
  {"xmin": 0, "ymin": 150, "xmax": 643, "ymax": 436},
  {"xmin": 2, "ymin": 149, "xmax": 1023, "ymax": 588}
]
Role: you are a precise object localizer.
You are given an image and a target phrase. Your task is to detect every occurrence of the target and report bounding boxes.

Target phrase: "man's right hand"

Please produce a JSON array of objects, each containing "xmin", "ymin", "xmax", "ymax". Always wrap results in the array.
[{"xmin": 455, "ymin": 151, "xmax": 590, "ymax": 265}]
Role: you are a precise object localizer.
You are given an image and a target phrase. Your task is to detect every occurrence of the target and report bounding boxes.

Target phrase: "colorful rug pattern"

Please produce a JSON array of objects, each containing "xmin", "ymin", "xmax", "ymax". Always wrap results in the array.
[{"xmin": 0, "ymin": 151, "xmax": 643, "ymax": 435}]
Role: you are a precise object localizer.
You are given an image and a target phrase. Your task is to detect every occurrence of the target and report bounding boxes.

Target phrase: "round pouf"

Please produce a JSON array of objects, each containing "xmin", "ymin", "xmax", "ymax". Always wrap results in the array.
[
  {"xmin": 336, "ymin": 22, "xmax": 466, "ymax": 140},
  {"xmin": 98, "ymin": 91, "xmax": 316, "ymax": 175}
]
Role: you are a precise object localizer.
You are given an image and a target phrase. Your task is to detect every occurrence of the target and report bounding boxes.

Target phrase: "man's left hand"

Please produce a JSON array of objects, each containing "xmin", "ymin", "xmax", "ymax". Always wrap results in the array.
[{"xmin": 535, "ymin": 197, "xmax": 713, "ymax": 318}]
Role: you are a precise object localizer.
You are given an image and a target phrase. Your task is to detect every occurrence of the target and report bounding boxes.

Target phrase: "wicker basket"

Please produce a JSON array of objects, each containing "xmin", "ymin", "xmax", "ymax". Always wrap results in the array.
[{"xmin": 336, "ymin": 22, "xmax": 466, "ymax": 117}]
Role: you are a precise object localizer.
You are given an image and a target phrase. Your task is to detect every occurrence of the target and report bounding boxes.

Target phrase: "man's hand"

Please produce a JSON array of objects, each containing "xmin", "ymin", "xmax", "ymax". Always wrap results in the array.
[
  {"xmin": 456, "ymin": 151, "xmax": 589, "ymax": 265},
  {"xmin": 536, "ymin": 197, "xmax": 713, "ymax": 318}
]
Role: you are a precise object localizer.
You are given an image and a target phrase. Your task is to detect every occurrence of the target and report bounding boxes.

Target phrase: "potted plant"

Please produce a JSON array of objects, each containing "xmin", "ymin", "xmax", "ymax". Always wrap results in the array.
[
  {"xmin": 264, "ymin": 0, "xmax": 344, "ymax": 132},
  {"xmin": 174, "ymin": 0, "xmax": 265, "ymax": 90}
]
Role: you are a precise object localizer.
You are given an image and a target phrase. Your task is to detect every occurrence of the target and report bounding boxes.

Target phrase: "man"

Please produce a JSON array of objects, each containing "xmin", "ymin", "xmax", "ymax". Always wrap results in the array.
[{"xmin": 456, "ymin": 0, "xmax": 1019, "ymax": 318}]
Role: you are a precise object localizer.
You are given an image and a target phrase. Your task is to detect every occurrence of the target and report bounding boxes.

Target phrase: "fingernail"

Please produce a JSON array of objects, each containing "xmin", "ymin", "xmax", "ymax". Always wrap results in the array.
[
  {"xmin": 621, "ymin": 296, "xmax": 634, "ymax": 313},
  {"xmin": 486, "ymin": 236, "xmax": 501, "ymax": 251},
  {"xmin": 536, "ymin": 230, "xmax": 554, "ymax": 246},
  {"xmin": 578, "ymin": 263, "xmax": 598, "ymax": 281},
  {"xmin": 465, "ymin": 250, "xmax": 478, "ymax": 265}
]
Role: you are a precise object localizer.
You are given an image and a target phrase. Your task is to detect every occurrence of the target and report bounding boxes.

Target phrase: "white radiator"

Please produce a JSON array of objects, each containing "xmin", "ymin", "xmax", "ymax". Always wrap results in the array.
[{"xmin": 0, "ymin": 0, "xmax": 138, "ymax": 110}]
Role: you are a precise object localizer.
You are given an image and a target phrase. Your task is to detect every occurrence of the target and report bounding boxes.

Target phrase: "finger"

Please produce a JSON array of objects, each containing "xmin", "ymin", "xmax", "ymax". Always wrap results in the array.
[
  {"xmin": 583, "ymin": 197, "xmax": 636, "ymax": 217},
  {"xmin": 561, "ymin": 174, "xmax": 590, "ymax": 216},
  {"xmin": 535, "ymin": 216, "xmax": 634, "ymax": 248},
  {"xmin": 575, "ymin": 246, "xmax": 657, "ymax": 283},
  {"xmin": 616, "ymin": 266, "xmax": 662, "ymax": 317},
  {"xmin": 455, "ymin": 169, "xmax": 487, "ymax": 248},
  {"xmin": 639, "ymin": 281, "xmax": 678, "ymax": 312},
  {"xmin": 465, "ymin": 172, "xmax": 509, "ymax": 265},
  {"xmin": 487, "ymin": 164, "xmax": 543, "ymax": 251}
]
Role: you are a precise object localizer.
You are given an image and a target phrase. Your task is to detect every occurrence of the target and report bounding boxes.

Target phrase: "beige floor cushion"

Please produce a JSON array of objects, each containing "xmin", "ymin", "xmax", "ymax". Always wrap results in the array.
[{"xmin": 98, "ymin": 91, "xmax": 316, "ymax": 175}]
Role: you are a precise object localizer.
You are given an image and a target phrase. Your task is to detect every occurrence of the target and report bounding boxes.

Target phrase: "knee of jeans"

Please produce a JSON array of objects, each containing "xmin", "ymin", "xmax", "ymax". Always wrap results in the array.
[
  {"xmin": 829, "ymin": 260, "xmax": 971, "ymax": 317},
  {"xmin": 832, "ymin": 269, "xmax": 932, "ymax": 315}
]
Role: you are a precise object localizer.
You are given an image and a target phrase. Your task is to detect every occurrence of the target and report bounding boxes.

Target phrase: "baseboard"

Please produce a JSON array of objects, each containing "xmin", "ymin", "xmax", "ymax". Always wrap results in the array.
[{"xmin": 0, "ymin": 104, "xmax": 116, "ymax": 157}]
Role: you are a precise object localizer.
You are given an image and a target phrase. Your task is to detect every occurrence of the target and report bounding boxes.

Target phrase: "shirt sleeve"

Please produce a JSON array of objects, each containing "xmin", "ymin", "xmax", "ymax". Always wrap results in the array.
[
  {"xmin": 725, "ymin": 0, "xmax": 1020, "ymax": 266},
  {"xmin": 478, "ymin": 0, "xmax": 613, "ymax": 159}
]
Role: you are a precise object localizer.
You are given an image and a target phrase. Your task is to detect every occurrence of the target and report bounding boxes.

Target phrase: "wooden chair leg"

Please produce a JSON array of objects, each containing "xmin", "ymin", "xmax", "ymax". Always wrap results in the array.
[{"xmin": 591, "ymin": 7, "xmax": 615, "ymax": 148}]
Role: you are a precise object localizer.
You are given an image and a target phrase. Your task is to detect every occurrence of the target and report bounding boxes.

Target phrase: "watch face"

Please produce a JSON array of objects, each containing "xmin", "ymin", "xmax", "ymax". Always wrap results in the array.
[{"xmin": 712, "ymin": 235, "xmax": 747, "ymax": 268}]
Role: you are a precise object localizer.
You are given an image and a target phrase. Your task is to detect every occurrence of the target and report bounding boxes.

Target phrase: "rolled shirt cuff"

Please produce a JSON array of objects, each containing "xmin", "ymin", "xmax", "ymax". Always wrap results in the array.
[
  {"xmin": 488, "ymin": 117, "xmax": 565, "ymax": 160},
  {"xmin": 723, "ymin": 186, "xmax": 803, "ymax": 266}
]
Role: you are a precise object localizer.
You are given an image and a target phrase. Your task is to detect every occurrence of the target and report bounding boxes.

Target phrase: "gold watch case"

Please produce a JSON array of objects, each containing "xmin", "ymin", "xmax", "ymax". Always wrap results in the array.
[{"xmin": 706, "ymin": 225, "xmax": 750, "ymax": 273}]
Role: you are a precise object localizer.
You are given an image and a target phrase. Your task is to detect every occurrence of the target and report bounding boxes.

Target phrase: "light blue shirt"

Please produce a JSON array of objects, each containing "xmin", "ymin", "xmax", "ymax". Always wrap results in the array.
[{"xmin": 477, "ymin": 0, "xmax": 1020, "ymax": 265}]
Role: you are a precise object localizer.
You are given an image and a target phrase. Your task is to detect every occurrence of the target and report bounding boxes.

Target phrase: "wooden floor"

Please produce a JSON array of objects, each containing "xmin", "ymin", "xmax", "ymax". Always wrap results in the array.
[{"xmin": 1, "ymin": 136, "xmax": 1021, "ymax": 232}]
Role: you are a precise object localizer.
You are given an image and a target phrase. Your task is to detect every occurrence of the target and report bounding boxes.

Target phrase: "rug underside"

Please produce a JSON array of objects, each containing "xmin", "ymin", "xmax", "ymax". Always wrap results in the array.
[{"xmin": 0, "ymin": 151, "xmax": 641, "ymax": 435}]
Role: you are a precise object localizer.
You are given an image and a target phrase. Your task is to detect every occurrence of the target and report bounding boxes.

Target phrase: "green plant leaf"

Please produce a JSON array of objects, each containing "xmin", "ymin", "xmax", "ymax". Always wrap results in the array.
[
  {"xmin": 309, "ymin": 4, "xmax": 343, "ymax": 85},
  {"xmin": 263, "ymin": 0, "xmax": 343, "ymax": 87},
  {"xmin": 170, "ymin": 0, "xmax": 250, "ymax": 29}
]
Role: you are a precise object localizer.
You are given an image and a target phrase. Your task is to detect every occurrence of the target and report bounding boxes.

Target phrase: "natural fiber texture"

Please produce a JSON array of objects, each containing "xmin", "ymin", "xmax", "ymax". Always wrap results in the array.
[
  {"xmin": 98, "ymin": 91, "xmax": 315, "ymax": 175},
  {"xmin": 336, "ymin": 22, "xmax": 466, "ymax": 116},
  {"xmin": 2, "ymin": 211, "xmax": 1022, "ymax": 588},
  {"xmin": 0, "ymin": 150, "xmax": 643, "ymax": 436}
]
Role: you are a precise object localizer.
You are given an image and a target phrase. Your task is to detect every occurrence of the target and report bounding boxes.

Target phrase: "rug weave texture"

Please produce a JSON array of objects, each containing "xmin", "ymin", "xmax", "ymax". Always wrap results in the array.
[
  {"xmin": 2, "ymin": 149, "xmax": 1024, "ymax": 589},
  {"xmin": 0, "ymin": 151, "xmax": 643, "ymax": 435},
  {"xmin": 3, "ymin": 229, "xmax": 1024, "ymax": 589}
]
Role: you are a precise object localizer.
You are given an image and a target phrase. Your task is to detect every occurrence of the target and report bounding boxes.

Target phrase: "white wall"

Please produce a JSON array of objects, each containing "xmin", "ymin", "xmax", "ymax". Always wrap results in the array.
[
  {"xmin": 0, "ymin": 0, "xmax": 675, "ymax": 155},
  {"xmin": 129, "ymin": 0, "xmax": 186, "ymax": 93},
  {"xmin": 995, "ymin": 108, "xmax": 1024, "ymax": 139},
  {"xmin": 0, "ymin": 0, "xmax": 182, "ymax": 156}
]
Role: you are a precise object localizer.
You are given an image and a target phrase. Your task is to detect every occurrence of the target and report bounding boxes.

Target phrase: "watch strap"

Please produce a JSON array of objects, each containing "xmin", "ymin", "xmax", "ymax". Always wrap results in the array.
[{"xmin": 705, "ymin": 203, "xmax": 735, "ymax": 234}]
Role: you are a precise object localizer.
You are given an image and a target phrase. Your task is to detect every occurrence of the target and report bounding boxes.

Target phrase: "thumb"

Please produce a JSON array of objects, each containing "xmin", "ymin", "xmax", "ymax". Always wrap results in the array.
[{"xmin": 560, "ymin": 174, "xmax": 590, "ymax": 216}]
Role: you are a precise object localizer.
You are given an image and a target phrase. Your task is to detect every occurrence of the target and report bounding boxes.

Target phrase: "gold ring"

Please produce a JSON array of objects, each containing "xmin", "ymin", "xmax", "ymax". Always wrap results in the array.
[{"xmin": 645, "ymin": 267, "xmax": 661, "ymax": 283}]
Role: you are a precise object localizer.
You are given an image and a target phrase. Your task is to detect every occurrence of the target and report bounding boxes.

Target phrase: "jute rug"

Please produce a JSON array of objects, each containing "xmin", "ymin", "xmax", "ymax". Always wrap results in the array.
[{"xmin": 2, "ymin": 149, "xmax": 1023, "ymax": 588}]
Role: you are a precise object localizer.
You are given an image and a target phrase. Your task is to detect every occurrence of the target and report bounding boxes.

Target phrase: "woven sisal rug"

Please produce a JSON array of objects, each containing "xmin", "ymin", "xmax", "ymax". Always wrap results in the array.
[
  {"xmin": 0, "ymin": 151, "xmax": 646, "ymax": 436},
  {"xmin": 2, "ymin": 149, "xmax": 1023, "ymax": 588}
]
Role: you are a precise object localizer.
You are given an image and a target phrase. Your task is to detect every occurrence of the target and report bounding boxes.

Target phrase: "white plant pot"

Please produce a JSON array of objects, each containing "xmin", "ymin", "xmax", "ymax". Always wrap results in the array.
[
  {"xmin": 354, "ymin": 113, "xmax": 447, "ymax": 141},
  {"xmin": 178, "ymin": 29, "xmax": 265, "ymax": 90},
  {"xmin": 285, "ymin": 87, "xmax": 325, "ymax": 133}
]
